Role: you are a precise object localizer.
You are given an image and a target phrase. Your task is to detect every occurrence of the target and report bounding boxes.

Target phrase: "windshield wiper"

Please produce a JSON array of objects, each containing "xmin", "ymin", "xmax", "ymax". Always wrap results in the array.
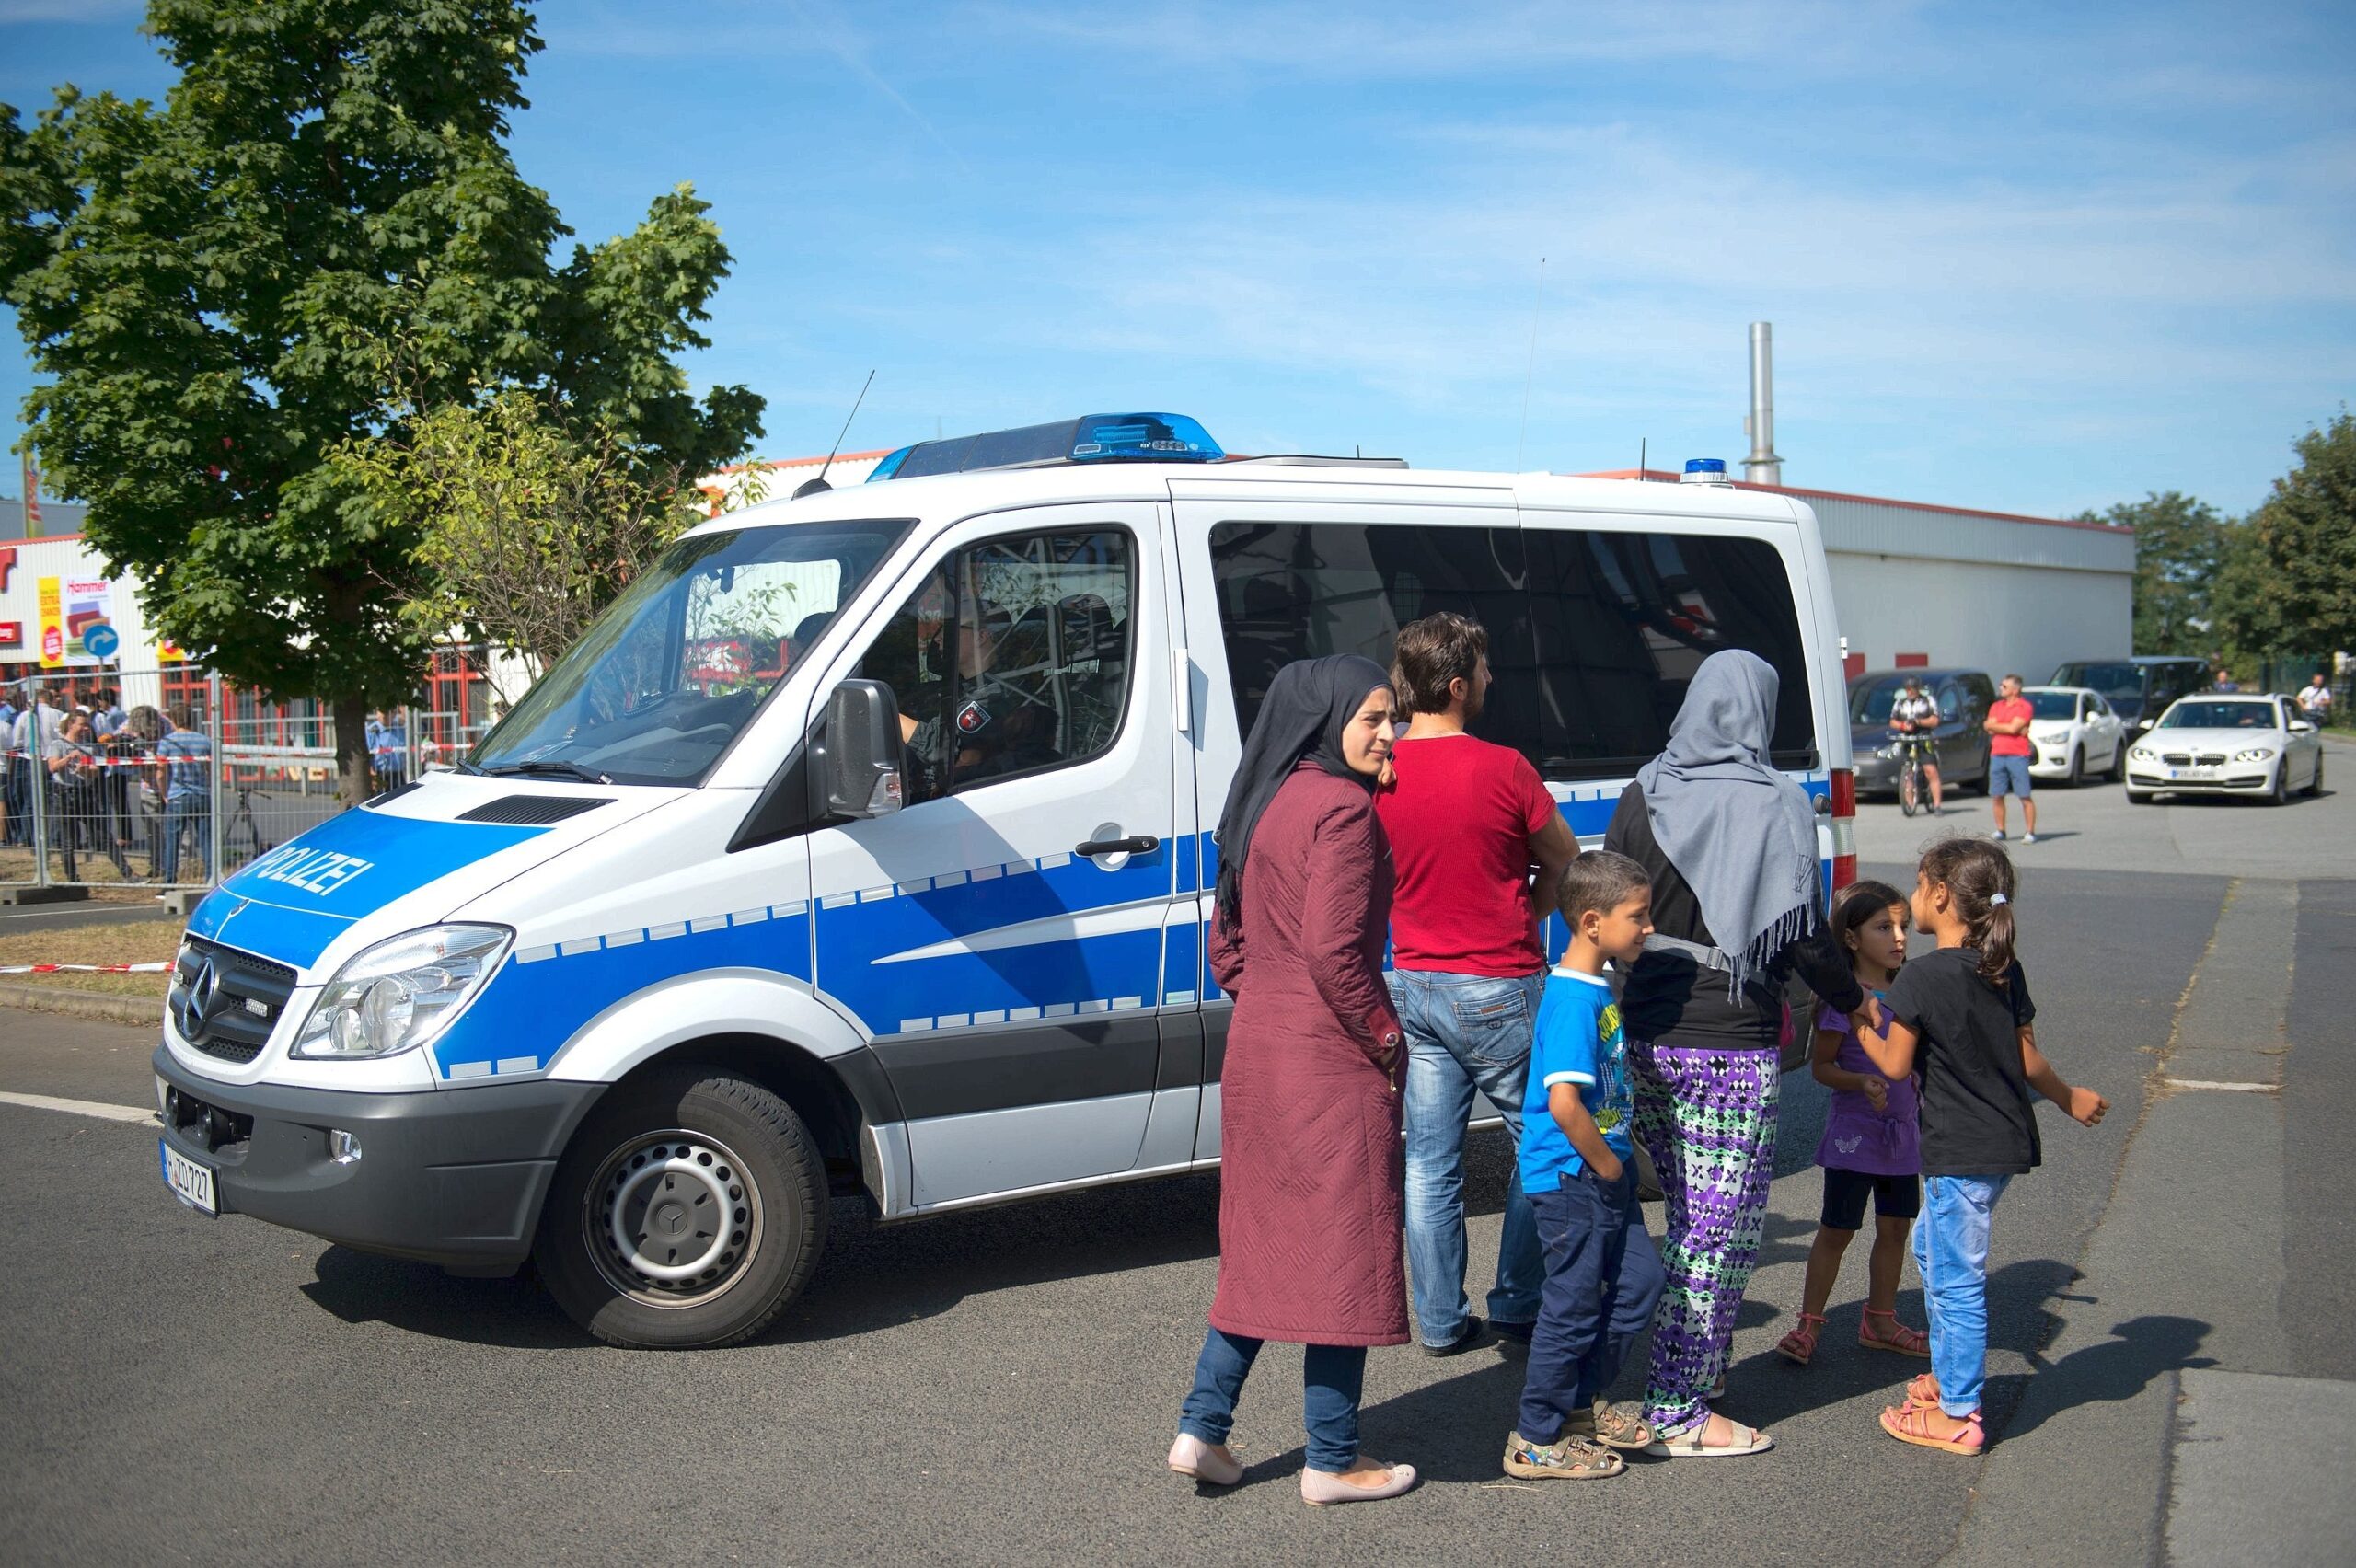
[{"xmin": 483, "ymin": 759, "xmax": 614, "ymax": 786}]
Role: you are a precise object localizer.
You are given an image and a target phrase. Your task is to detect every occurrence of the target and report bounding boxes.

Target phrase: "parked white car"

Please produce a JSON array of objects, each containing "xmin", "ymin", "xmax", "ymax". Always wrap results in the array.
[
  {"xmin": 2024, "ymin": 685, "xmax": 2125, "ymax": 784},
  {"xmin": 2124, "ymin": 694, "xmax": 2325, "ymax": 805}
]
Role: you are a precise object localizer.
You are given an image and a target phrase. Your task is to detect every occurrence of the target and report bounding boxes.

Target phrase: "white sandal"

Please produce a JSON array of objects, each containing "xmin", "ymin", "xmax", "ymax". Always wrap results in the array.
[{"xmin": 1643, "ymin": 1417, "xmax": 1773, "ymax": 1458}]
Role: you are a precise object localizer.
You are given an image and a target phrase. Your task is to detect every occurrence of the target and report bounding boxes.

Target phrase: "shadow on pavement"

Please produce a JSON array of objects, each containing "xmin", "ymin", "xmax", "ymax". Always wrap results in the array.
[
  {"xmin": 1992, "ymin": 1311, "xmax": 2212, "ymax": 1441},
  {"xmin": 302, "ymin": 1169, "xmax": 1228, "ymax": 1349}
]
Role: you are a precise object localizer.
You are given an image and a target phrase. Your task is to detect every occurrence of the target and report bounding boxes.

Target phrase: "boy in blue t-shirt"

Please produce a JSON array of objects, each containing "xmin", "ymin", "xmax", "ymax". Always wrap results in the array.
[{"xmin": 1504, "ymin": 849, "xmax": 1667, "ymax": 1481}]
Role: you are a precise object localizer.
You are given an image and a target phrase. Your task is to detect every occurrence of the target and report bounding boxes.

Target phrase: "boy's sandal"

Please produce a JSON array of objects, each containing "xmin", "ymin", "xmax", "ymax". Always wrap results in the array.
[
  {"xmin": 1878, "ymin": 1403, "xmax": 1985, "ymax": 1455},
  {"xmin": 1567, "ymin": 1400, "xmax": 1657, "ymax": 1452},
  {"xmin": 1503, "ymin": 1431, "xmax": 1624, "ymax": 1481},
  {"xmin": 1903, "ymin": 1372, "xmax": 1943, "ymax": 1409},
  {"xmin": 1775, "ymin": 1312, "xmax": 1828, "ymax": 1366},
  {"xmin": 1643, "ymin": 1417, "xmax": 1774, "ymax": 1458},
  {"xmin": 1860, "ymin": 1308, "xmax": 1932, "ymax": 1357}
]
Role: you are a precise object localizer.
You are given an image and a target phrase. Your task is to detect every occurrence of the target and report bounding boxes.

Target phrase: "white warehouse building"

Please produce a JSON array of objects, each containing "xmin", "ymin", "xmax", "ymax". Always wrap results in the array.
[{"xmin": 1585, "ymin": 470, "xmax": 2136, "ymax": 686}]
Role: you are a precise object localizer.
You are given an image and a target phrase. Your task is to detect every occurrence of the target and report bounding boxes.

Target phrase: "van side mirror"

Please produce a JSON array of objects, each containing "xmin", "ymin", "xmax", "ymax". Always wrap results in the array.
[{"xmin": 815, "ymin": 679, "xmax": 904, "ymax": 818}]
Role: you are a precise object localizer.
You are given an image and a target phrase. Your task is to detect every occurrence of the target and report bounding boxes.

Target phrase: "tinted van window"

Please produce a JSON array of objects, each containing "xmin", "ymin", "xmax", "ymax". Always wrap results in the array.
[{"xmin": 1207, "ymin": 521, "xmax": 1815, "ymax": 779}]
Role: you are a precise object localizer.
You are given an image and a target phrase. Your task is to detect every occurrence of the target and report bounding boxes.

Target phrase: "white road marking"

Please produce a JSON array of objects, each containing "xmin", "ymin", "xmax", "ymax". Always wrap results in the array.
[
  {"xmin": 0, "ymin": 1091, "xmax": 156, "ymax": 1124},
  {"xmin": 2164, "ymin": 1078, "xmax": 2278, "ymax": 1093}
]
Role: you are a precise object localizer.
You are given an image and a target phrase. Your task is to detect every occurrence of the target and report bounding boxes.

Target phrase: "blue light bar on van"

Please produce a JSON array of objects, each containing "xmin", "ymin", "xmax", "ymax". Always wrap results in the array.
[{"xmin": 865, "ymin": 412, "xmax": 1222, "ymax": 481}]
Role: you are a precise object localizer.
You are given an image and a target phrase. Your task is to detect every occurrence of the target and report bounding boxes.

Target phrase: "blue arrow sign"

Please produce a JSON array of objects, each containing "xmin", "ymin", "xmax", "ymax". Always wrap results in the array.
[{"xmin": 81, "ymin": 622, "xmax": 119, "ymax": 659}]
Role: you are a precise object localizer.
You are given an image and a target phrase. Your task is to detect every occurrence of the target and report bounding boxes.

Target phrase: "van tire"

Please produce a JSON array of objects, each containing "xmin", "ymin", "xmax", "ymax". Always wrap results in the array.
[{"xmin": 537, "ymin": 1070, "xmax": 826, "ymax": 1350}]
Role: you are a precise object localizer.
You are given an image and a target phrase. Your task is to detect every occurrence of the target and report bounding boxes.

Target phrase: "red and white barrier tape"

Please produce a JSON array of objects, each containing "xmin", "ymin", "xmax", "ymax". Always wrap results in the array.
[{"xmin": 0, "ymin": 961, "xmax": 174, "ymax": 974}]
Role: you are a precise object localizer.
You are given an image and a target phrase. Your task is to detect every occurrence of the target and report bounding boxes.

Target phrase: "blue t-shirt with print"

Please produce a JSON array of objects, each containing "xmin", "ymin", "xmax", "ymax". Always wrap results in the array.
[{"xmin": 1518, "ymin": 969, "xmax": 1635, "ymax": 1190}]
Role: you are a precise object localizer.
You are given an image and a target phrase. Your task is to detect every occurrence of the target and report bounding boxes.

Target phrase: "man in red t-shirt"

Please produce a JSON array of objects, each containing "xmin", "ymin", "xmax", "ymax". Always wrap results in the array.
[
  {"xmin": 1985, "ymin": 674, "xmax": 2038, "ymax": 843},
  {"xmin": 1378, "ymin": 613, "xmax": 1576, "ymax": 1354}
]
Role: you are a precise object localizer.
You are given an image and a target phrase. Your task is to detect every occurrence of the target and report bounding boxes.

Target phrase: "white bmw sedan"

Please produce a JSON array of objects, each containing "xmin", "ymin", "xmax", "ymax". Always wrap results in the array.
[
  {"xmin": 2124, "ymin": 694, "xmax": 2326, "ymax": 805},
  {"xmin": 2024, "ymin": 685, "xmax": 2126, "ymax": 784}
]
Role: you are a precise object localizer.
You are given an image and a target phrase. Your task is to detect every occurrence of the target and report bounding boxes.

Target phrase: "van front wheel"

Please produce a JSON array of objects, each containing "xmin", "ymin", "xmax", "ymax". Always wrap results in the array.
[{"xmin": 538, "ymin": 1070, "xmax": 826, "ymax": 1349}]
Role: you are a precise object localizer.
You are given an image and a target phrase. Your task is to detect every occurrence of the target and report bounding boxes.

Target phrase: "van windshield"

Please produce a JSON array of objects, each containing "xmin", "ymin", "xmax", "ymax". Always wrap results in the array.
[
  {"xmin": 471, "ymin": 519, "xmax": 907, "ymax": 786},
  {"xmin": 2051, "ymin": 662, "xmax": 2145, "ymax": 703}
]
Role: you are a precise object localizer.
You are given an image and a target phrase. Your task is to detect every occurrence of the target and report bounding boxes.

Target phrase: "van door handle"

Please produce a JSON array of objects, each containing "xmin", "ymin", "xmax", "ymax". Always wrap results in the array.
[{"xmin": 1076, "ymin": 835, "xmax": 1160, "ymax": 858}]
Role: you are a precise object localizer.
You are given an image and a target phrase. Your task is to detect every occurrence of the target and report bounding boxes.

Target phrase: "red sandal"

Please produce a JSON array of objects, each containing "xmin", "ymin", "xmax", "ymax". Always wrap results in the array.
[
  {"xmin": 1902, "ymin": 1372, "xmax": 1942, "ymax": 1409},
  {"xmin": 1774, "ymin": 1312, "xmax": 1827, "ymax": 1366},
  {"xmin": 1879, "ymin": 1401, "xmax": 1984, "ymax": 1454},
  {"xmin": 1859, "ymin": 1307, "xmax": 1931, "ymax": 1357}
]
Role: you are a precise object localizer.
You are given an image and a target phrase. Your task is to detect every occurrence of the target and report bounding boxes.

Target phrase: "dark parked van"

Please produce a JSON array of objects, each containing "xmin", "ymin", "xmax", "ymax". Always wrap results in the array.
[
  {"xmin": 2048, "ymin": 656, "xmax": 2210, "ymax": 734},
  {"xmin": 1848, "ymin": 668, "xmax": 1996, "ymax": 797}
]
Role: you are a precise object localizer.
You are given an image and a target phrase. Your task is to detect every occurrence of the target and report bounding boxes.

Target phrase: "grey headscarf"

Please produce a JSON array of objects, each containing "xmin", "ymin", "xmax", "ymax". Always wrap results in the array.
[{"xmin": 1634, "ymin": 650, "xmax": 1820, "ymax": 996}]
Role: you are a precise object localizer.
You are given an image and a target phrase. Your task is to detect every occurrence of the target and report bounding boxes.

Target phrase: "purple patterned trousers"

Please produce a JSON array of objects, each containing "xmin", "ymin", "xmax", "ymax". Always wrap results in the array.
[{"xmin": 1628, "ymin": 1040, "xmax": 1780, "ymax": 1435}]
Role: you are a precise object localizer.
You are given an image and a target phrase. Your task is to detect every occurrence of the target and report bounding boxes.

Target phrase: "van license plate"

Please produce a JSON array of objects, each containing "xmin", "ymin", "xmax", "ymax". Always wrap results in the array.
[{"xmin": 160, "ymin": 1140, "xmax": 217, "ymax": 1216}]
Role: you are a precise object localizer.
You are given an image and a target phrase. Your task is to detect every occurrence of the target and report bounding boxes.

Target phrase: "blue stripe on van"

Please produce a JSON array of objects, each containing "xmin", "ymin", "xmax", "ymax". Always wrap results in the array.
[{"xmin": 436, "ymin": 905, "xmax": 816, "ymax": 1080}]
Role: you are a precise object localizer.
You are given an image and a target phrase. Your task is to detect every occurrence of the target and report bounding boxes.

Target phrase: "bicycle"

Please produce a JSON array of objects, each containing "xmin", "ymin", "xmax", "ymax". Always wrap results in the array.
[{"xmin": 1893, "ymin": 731, "xmax": 1939, "ymax": 818}]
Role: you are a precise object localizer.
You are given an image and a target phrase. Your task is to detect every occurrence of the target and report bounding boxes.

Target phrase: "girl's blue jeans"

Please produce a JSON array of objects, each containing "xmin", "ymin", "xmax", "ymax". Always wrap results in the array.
[
  {"xmin": 1914, "ymin": 1174, "xmax": 2012, "ymax": 1417},
  {"xmin": 1179, "ymin": 1326, "xmax": 1367, "ymax": 1473}
]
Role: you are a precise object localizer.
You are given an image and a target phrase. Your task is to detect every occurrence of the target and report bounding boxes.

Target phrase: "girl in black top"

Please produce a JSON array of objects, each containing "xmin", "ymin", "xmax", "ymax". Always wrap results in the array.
[{"xmin": 1854, "ymin": 836, "xmax": 2108, "ymax": 1455}]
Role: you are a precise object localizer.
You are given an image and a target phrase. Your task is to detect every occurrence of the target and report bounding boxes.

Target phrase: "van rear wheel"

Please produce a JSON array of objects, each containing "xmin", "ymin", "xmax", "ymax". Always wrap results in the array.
[{"xmin": 538, "ymin": 1070, "xmax": 826, "ymax": 1349}]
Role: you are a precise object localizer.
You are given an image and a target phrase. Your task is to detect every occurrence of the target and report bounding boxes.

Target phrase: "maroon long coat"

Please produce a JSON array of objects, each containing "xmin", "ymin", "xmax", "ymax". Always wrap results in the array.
[{"xmin": 1207, "ymin": 760, "xmax": 1410, "ymax": 1347}]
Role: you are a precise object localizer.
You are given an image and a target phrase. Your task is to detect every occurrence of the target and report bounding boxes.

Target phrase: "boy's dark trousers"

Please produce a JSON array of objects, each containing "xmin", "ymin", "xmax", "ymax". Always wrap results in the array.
[{"xmin": 1515, "ymin": 1163, "xmax": 1665, "ymax": 1443}]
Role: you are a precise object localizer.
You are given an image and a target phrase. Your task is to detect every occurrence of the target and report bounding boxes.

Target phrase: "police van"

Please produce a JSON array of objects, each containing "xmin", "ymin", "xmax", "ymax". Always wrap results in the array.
[{"xmin": 155, "ymin": 413, "xmax": 1859, "ymax": 1348}]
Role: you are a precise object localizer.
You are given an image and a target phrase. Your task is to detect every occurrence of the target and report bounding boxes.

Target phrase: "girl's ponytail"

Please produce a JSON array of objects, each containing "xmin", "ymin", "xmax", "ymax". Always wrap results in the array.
[{"xmin": 1918, "ymin": 836, "xmax": 2019, "ymax": 983}]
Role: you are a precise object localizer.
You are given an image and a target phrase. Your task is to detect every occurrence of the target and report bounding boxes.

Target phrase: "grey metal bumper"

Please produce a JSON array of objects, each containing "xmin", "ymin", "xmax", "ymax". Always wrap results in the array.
[{"xmin": 153, "ymin": 1046, "xmax": 604, "ymax": 1271}]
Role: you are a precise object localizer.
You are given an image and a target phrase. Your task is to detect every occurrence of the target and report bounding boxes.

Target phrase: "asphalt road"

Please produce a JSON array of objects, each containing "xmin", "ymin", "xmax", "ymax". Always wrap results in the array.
[{"xmin": 2, "ymin": 744, "xmax": 2349, "ymax": 1565}]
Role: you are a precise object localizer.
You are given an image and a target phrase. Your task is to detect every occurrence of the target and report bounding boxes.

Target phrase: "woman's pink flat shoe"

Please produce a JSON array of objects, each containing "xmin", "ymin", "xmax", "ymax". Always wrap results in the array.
[
  {"xmin": 1300, "ymin": 1460, "xmax": 1418, "ymax": 1505},
  {"xmin": 1168, "ymin": 1433, "xmax": 1242, "ymax": 1486}
]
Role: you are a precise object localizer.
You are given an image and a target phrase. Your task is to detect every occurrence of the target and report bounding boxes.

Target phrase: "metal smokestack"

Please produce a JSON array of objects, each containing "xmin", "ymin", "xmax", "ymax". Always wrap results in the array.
[{"xmin": 1742, "ymin": 320, "xmax": 1783, "ymax": 486}]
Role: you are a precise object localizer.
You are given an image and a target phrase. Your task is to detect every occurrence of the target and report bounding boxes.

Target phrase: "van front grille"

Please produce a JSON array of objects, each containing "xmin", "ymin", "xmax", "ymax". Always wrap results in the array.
[{"xmin": 173, "ymin": 938, "xmax": 297, "ymax": 1064}]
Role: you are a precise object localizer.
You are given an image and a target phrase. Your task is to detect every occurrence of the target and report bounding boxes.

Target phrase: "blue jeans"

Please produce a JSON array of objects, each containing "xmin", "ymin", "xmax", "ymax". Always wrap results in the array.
[
  {"xmin": 1393, "ymin": 968, "xmax": 1546, "ymax": 1344},
  {"xmin": 160, "ymin": 792, "xmax": 211, "ymax": 882},
  {"xmin": 1914, "ymin": 1173, "xmax": 2012, "ymax": 1417},
  {"xmin": 1519, "ymin": 1166, "xmax": 1665, "ymax": 1442},
  {"xmin": 1179, "ymin": 1326, "xmax": 1368, "ymax": 1473}
]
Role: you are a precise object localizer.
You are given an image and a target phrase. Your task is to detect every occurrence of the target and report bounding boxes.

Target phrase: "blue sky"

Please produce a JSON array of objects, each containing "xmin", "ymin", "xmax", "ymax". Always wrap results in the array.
[{"xmin": 4, "ymin": 0, "xmax": 2352, "ymax": 518}]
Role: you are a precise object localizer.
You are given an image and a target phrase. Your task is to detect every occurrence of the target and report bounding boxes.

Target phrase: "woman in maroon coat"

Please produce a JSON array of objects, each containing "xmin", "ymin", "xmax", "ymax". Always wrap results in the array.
[{"xmin": 1166, "ymin": 655, "xmax": 1420, "ymax": 1506}]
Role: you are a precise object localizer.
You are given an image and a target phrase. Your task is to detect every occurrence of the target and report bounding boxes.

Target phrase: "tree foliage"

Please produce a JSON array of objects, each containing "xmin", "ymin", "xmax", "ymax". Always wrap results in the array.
[
  {"xmin": 336, "ymin": 385, "xmax": 700, "ymax": 680},
  {"xmin": 2212, "ymin": 410, "xmax": 2356, "ymax": 669},
  {"xmin": 0, "ymin": 1, "xmax": 762, "ymax": 798},
  {"xmin": 2079, "ymin": 490, "xmax": 2225, "ymax": 656}
]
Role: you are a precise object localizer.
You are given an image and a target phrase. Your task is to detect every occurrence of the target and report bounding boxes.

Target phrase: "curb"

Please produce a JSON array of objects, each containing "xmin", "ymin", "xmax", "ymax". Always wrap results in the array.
[{"xmin": 0, "ymin": 982, "xmax": 161, "ymax": 1026}]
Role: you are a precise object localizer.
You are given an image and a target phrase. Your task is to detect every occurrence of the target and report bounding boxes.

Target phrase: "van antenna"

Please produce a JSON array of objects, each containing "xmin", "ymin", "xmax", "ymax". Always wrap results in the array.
[
  {"xmin": 1639, "ymin": 437, "xmax": 1646, "ymax": 480},
  {"xmin": 1515, "ymin": 256, "xmax": 1546, "ymax": 471},
  {"xmin": 795, "ymin": 369, "xmax": 875, "ymax": 498}
]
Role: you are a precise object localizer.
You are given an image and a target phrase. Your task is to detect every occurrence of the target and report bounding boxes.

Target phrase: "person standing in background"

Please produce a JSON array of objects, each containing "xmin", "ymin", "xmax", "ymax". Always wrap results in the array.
[
  {"xmin": 2297, "ymin": 673, "xmax": 2333, "ymax": 723},
  {"xmin": 1985, "ymin": 675, "xmax": 2038, "ymax": 845},
  {"xmin": 1378, "ymin": 613, "xmax": 1576, "ymax": 1355},
  {"xmin": 154, "ymin": 708, "xmax": 213, "ymax": 886}
]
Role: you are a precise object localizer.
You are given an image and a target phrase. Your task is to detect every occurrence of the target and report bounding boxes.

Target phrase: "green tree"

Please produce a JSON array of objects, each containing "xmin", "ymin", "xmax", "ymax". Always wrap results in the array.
[
  {"xmin": 0, "ymin": 2, "xmax": 762, "ymax": 802},
  {"xmin": 2212, "ymin": 410, "xmax": 2356, "ymax": 678},
  {"xmin": 2079, "ymin": 490, "xmax": 2226, "ymax": 655},
  {"xmin": 336, "ymin": 384, "xmax": 702, "ymax": 680}
]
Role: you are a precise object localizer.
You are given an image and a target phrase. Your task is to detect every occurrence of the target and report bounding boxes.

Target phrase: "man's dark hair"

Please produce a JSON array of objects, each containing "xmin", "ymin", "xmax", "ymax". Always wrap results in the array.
[
  {"xmin": 1391, "ymin": 612, "xmax": 1488, "ymax": 717},
  {"xmin": 1555, "ymin": 848, "xmax": 1651, "ymax": 925}
]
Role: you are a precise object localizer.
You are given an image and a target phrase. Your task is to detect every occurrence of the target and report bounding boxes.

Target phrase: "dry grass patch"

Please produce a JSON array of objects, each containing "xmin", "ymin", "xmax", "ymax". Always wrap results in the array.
[{"xmin": 0, "ymin": 918, "xmax": 179, "ymax": 997}]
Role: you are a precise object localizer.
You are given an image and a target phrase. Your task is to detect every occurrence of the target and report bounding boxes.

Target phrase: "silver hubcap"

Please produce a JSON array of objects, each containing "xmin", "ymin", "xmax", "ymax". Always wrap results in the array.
[{"xmin": 585, "ymin": 1131, "xmax": 763, "ymax": 1308}]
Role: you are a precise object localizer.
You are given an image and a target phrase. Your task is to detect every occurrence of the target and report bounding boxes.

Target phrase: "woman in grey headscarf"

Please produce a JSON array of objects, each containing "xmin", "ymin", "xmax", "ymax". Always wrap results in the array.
[{"xmin": 1602, "ymin": 651, "xmax": 1880, "ymax": 1456}]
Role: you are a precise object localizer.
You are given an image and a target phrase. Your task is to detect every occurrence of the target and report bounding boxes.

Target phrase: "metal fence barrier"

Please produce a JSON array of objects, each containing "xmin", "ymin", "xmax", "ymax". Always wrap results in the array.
[{"xmin": 1, "ymin": 650, "xmax": 523, "ymax": 897}]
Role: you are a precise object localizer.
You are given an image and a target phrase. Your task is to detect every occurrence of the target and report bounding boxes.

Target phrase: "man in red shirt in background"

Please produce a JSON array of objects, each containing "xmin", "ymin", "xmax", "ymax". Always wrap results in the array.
[
  {"xmin": 1379, "ymin": 614, "xmax": 1578, "ymax": 1355},
  {"xmin": 1986, "ymin": 673, "xmax": 2038, "ymax": 844}
]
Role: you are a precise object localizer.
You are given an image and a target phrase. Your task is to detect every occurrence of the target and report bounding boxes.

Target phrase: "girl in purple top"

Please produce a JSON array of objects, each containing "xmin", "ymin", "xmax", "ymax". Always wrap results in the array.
[{"xmin": 1775, "ymin": 881, "xmax": 1930, "ymax": 1366}]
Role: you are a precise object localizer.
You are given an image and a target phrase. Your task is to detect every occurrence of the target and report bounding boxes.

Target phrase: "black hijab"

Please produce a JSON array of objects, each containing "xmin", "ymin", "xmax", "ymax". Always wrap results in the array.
[{"xmin": 1213, "ymin": 654, "xmax": 1392, "ymax": 924}]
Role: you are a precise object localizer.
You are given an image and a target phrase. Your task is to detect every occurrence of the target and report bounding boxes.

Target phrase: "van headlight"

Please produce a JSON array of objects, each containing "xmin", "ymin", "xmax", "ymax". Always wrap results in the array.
[
  {"xmin": 2232, "ymin": 747, "xmax": 2275, "ymax": 763},
  {"xmin": 291, "ymin": 925, "xmax": 513, "ymax": 1060}
]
